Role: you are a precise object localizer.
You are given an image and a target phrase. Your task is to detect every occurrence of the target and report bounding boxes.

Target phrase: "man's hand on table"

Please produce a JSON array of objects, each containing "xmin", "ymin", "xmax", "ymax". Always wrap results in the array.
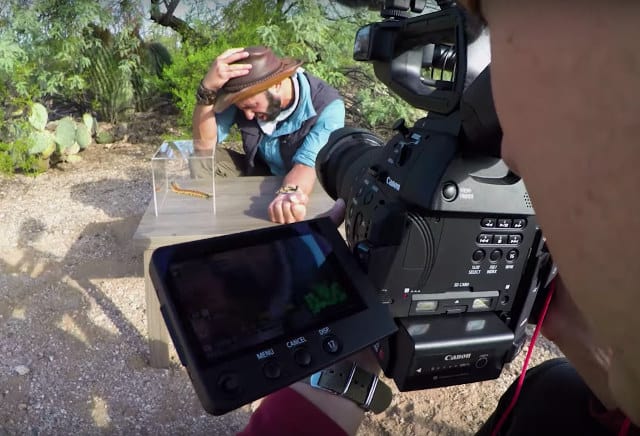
[
  {"xmin": 269, "ymin": 164, "xmax": 318, "ymax": 224},
  {"xmin": 268, "ymin": 191, "xmax": 309, "ymax": 223}
]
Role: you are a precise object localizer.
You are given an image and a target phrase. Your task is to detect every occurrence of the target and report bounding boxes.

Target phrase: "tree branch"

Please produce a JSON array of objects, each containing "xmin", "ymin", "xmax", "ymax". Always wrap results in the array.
[{"xmin": 149, "ymin": 0, "xmax": 208, "ymax": 46}]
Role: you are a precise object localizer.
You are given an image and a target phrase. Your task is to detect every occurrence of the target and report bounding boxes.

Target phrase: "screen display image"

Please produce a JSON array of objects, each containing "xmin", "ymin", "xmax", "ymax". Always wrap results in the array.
[{"xmin": 168, "ymin": 230, "xmax": 365, "ymax": 364}]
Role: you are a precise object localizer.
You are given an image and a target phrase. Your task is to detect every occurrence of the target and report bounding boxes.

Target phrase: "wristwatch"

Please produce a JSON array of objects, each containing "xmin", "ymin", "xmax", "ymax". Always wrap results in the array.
[
  {"xmin": 307, "ymin": 360, "xmax": 393, "ymax": 414},
  {"xmin": 195, "ymin": 81, "xmax": 218, "ymax": 106},
  {"xmin": 275, "ymin": 184, "xmax": 300, "ymax": 195}
]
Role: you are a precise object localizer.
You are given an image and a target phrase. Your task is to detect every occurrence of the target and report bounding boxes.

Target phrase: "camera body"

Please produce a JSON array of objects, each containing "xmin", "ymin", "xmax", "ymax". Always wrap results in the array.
[
  {"xmin": 318, "ymin": 122, "xmax": 544, "ymax": 391},
  {"xmin": 316, "ymin": 3, "xmax": 552, "ymax": 391}
]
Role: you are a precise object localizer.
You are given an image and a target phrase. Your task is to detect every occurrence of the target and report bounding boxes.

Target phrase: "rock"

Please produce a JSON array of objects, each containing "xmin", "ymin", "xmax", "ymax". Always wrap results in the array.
[{"xmin": 14, "ymin": 365, "xmax": 30, "ymax": 376}]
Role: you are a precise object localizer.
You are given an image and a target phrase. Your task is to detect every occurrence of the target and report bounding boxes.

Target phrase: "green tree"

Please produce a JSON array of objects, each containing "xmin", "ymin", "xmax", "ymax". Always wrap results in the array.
[{"xmin": 0, "ymin": 0, "xmax": 171, "ymax": 173}]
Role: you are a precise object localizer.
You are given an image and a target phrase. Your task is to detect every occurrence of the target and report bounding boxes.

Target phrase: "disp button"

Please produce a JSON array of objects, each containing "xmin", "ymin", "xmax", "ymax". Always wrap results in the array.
[{"xmin": 322, "ymin": 335, "xmax": 342, "ymax": 354}]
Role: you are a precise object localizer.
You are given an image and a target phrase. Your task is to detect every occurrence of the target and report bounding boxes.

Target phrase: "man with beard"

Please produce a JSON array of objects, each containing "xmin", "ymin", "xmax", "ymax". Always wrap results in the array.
[{"xmin": 192, "ymin": 46, "xmax": 345, "ymax": 224}]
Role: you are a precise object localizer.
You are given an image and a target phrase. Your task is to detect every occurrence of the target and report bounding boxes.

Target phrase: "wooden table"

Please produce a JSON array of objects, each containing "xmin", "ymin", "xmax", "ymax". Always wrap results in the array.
[{"xmin": 133, "ymin": 176, "xmax": 338, "ymax": 368}]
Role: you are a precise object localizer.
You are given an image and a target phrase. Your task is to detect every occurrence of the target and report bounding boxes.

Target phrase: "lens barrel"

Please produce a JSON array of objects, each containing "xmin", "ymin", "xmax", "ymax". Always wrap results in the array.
[{"xmin": 316, "ymin": 128, "xmax": 384, "ymax": 201}]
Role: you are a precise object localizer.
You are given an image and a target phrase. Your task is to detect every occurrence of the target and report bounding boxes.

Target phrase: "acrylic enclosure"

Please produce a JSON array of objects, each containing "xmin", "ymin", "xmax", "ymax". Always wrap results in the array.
[{"xmin": 151, "ymin": 140, "xmax": 216, "ymax": 216}]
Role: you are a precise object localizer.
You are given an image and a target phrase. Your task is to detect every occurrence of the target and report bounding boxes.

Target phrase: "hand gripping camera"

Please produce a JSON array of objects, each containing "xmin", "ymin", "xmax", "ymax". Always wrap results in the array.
[{"xmin": 316, "ymin": 2, "xmax": 554, "ymax": 391}]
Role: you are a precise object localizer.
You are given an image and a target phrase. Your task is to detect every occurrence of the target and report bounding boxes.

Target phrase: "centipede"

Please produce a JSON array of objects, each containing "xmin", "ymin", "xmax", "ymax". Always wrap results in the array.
[{"xmin": 169, "ymin": 181, "xmax": 212, "ymax": 199}]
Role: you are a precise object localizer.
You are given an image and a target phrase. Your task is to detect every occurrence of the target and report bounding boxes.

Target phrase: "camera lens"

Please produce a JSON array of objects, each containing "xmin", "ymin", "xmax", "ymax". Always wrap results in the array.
[{"xmin": 316, "ymin": 127, "xmax": 384, "ymax": 200}]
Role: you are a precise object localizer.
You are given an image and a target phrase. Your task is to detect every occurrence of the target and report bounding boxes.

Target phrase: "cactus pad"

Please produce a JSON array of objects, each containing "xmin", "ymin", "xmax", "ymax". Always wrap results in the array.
[
  {"xmin": 28, "ymin": 131, "xmax": 56, "ymax": 155},
  {"xmin": 28, "ymin": 103, "xmax": 48, "ymax": 131},
  {"xmin": 76, "ymin": 124, "xmax": 92, "ymax": 149},
  {"xmin": 82, "ymin": 113, "xmax": 97, "ymax": 135},
  {"xmin": 54, "ymin": 117, "xmax": 77, "ymax": 152}
]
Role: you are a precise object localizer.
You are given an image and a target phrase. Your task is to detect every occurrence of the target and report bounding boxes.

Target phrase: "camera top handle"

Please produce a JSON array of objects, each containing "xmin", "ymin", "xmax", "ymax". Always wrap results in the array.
[{"xmin": 354, "ymin": 7, "xmax": 467, "ymax": 114}]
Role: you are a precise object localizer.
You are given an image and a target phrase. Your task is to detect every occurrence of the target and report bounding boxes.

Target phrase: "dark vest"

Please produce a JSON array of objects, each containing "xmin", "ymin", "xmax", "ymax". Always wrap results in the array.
[{"xmin": 234, "ymin": 72, "xmax": 341, "ymax": 175}]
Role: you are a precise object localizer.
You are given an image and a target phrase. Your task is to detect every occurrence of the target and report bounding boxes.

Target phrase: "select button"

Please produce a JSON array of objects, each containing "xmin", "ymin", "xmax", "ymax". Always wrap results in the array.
[
  {"xmin": 322, "ymin": 335, "xmax": 342, "ymax": 354},
  {"xmin": 472, "ymin": 249, "xmax": 486, "ymax": 262}
]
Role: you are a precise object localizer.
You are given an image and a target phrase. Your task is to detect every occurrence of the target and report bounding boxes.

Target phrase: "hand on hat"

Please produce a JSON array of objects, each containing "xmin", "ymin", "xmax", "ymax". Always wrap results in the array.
[{"xmin": 202, "ymin": 47, "xmax": 253, "ymax": 91}]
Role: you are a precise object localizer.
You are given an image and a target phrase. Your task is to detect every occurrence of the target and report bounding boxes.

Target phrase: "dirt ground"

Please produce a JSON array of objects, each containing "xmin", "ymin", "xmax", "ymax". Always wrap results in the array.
[{"xmin": 0, "ymin": 114, "xmax": 563, "ymax": 435}]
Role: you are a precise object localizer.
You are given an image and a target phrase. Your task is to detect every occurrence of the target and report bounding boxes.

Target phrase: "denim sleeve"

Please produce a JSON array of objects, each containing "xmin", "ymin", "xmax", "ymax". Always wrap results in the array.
[
  {"xmin": 215, "ymin": 106, "xmax": 237, "ymax": 144},
  {"xmin": 292, "ymin": 99, "xmax": 345, "ymax": 168}
]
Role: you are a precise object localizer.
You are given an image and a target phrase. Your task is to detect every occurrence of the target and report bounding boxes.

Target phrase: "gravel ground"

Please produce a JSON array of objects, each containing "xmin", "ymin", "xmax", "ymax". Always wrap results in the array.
[{"xmin": 0, "ymin": 127, "xmax": 563, "ymax": 435}]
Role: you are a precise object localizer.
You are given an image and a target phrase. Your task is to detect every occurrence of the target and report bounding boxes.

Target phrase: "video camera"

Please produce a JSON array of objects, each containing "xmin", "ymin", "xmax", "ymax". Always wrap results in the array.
[
  {"xmin": 315, "ymin": 1, "xmax": 554, "ymax": 391},
  {"xmin": 148, "ymin": 1, "xmax": 555, "ymax": 416}
]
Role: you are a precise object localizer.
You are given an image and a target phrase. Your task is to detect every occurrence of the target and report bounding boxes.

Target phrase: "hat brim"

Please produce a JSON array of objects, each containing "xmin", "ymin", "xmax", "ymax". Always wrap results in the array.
[{"xmin": 214, "ymin": 58, "xmax": 303, "ymax": 113}]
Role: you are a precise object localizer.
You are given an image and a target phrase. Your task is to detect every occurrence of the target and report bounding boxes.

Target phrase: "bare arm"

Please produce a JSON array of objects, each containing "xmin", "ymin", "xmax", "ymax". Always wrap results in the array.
[
  {"xmin": 192, "ymin": 104, "xmax": 218, "ymax": 143},
  {"xmin": 541, "ymin": 277, "xmax": 616, "ymax": 409},
  {"xmin": 478, "ymin": 0, "xmax": 640, "ymax": 423},
  {"xmin": 282, "ymin": 163, "xmax": 317, "ymax": 196},
  {"xmin": 191, "ymin": 48, "xmax": 252, "ymax": 145}
]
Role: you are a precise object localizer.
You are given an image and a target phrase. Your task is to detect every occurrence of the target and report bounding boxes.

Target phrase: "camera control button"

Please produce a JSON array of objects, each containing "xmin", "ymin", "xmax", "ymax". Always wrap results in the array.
[
  {"xmin": 442, "ymin": 182, "xmax": 458, "ymax": 201},
  {"xmin": 294, "ymin": 348, "xmax": 312, "ymax": 367},
  {"xmin": 512, "ymin": 218, "xmax": 527, "ymax": 229},
  {"xmin": 262, "ymin": 360, "xmax": 282, "ymax": 380},
  {"xmin": 472, "ymin": 249, "xmax": 485, "ymax": 262},
  {"xmin": 490, "ymin": 249, "xmax": 503, "ymax": 262},
  {"xmin": 493, "ymin": 234, "xmax": 508, "ymax": 245},
  {"xmin": 217, "ymin": 373, "xmax": 241, "ymax": 394},
  {"xmin": 322, "ymin": 336, "xmax": 342, "ymax": 354},
  {"xmin": 481, "ymin": 218, "xmax": 496, "ymax": 228},
  {"xmin": 508, "ymin": 234, "xmax": 522, "ymax": 245},
  {"xmin": 506, "ymin": 249, "xmax": 519, "ymax": 262},
  {"xmin": 477, "ymin": 234, "xmax": 492, "ymax": 244},
  {"xmin": 497, "ymin": 219, "xmax": 512, "ymax": 228}
]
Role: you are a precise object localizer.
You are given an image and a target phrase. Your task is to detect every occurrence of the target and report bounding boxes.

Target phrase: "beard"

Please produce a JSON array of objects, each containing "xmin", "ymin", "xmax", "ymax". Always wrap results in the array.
[{"xmin": 262, "ymin": 91, "xmax": 283, "ymax": 122}]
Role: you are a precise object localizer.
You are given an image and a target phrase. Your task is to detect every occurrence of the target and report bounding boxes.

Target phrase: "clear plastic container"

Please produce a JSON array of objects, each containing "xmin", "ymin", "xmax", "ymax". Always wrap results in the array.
[{"xmin": 151, "ymin": 140, "xmax": 216, "ymax": 216}]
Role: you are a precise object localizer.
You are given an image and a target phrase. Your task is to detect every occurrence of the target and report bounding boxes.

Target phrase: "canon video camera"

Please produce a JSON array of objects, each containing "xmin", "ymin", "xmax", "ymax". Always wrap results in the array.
[{"xmin": 316, "ymin": 1, "xmax": 554, "ymax": 391}]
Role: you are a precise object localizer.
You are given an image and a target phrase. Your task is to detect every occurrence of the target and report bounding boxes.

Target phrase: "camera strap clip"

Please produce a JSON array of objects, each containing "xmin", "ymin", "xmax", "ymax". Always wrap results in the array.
[{"xmin": 308, "ymin": 360, "xmax": 392, "ymax": 414}]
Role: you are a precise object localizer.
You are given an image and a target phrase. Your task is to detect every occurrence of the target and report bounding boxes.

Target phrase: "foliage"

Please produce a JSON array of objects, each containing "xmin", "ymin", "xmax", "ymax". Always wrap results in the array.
[
  {"xmin": 161, "ymin": 0, "xmax": 288, "ymax": 126},
  {"xmin": 0, "ymin": 0, "xmax": 430, "ymax": 176},
  {"xmin": 0, "ymin": 0, "xmax": 171, "ymax": 123},
  {"xmin": 0, "ymin": 0, "xmax": 107, "ymax": 103},
  {"xmin": 0, "ymin": 102, "xmax": 99, "ymax": 174},
  {"xmin": 87, "ymin": 41, "xmax": 136, "ymax": 123},
  {"xmin": 162, "ymin": 0, "xmax": 420, "ymax": 130},
  {"xmin": 0, "ymin": 0, "xmax": 174, "ymax": 174}
]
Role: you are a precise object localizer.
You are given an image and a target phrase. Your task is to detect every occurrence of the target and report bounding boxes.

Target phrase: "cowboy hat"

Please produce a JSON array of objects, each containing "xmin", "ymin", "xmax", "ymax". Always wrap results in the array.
[{"xmin": 214, "ymin": 46, "xmax": 303, "ymax": 112}]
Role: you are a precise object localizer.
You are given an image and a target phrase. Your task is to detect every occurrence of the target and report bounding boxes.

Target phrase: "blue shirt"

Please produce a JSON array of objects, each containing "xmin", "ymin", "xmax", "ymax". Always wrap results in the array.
[{"xmin": 215, "ymin": 71, "xmax": 345, "ymax": 176}]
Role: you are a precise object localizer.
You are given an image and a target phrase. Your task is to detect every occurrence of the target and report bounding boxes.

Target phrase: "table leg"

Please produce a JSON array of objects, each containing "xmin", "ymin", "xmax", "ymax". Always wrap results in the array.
[{"xmin": 144, "ymin": 249, "xmax": 170, "ymax": 368}]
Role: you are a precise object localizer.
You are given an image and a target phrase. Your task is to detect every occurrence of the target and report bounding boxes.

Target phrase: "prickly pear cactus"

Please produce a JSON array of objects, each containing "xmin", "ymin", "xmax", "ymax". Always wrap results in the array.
[
  {"xmin": 28, "ymin": 103, "xmax": 48, "ymax": 131},
  {"xmin": 41, "ymin": 141, "xmax": 56, "ymax": 159},
  {"xmin": 54, "ymin": 117, "xmax": 77, "ymax": 153},
  {"xmin": 28, "ymin": 131, "xmax": 56, "ymax": 155},
  {"xmin": 76, "ymin": 124, "xmax": 92, "ymax": 149},
  {"xmin": 82, "ymin": 113, "xmax": 97, "ymax": 135},
  {"xmin": 66, "ymin": 143, "xmax": 81, "ymax": 155},
  {"xmin": 96, "ymin": 131, "xmax": 114, "ymax": 144}
]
